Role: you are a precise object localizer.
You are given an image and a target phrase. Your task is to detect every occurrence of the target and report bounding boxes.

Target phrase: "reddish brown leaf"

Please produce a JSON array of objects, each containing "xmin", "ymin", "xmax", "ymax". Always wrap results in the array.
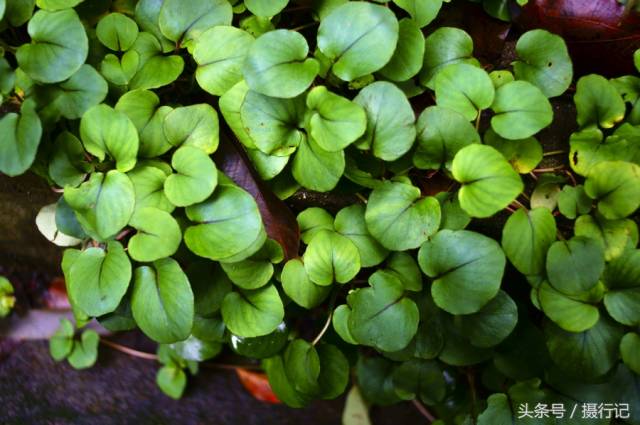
[
  {"xmin": 41, "ymin": 277, "xmax": 71, "ymax": 311},
  {"xmin": 516, "ymin": 0, "xmax": 640, "ymax": 76},
  {"xmin": 235, "ymin": 368, "xmax": 281, "ymax": 404},
  {"xmin": 214, "ymin": 132, "xmax": 300, "ymax": 260}
]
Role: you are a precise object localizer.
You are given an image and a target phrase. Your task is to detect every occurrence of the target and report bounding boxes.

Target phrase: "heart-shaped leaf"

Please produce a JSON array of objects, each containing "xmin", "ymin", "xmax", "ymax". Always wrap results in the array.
[
  {"xmin": 418, "ymin": 229, "xmax": 506, "ymax": 315},
  {"xmin": 158, "ymin": 0, "xmax": 232, "ymax": 49},
  {"xmin": 281, "ymin": 258, "xmax": 331, "ymax": 309},
  {"xmin": 128, "ymin": 33, "xmax": 184, "ymax": 90},
  {"xmin": 49, "ymin": 65, "xmax": 108, "ymax": 120},
  {"xmin": 484, "ymin": 129, "xmax": 543, "ymax": 174},
  {"xmin": 164, "ymin": 146, "xmax": 218, "ymax": 207},
  {"xmin": 393, "ymin": 0, "xmax": 442, "ymax": 27},
  {"xmin": 36, "ymin": 0, "xmax": 83, "ymax": 10},
  {"xmin": 283, "ymin": 339, "xmax": 321, "ymax": 395},
  {"xmin": 245, "ymin": 0, "xmax": 288, "ymax": 17},
  {"xmin": 297, "ymin": 207, "xmax": 335, "ymax": 244},
  {"xmin": 49, "ymin": 318, "xmax": 74, "ymax": 361},
  {"xmin": 558, "ymin": 185, "xmax": 592, "ymax": 219},
  {"xmin": 603, "ymin": 248, "xmax": 640, "ymax": 326},
  {"xmin": 317, "ymin": 1, "xmax": 399, "ymax": 81},
  {"xmin": 68, "ymin": 329, "xmax": 99, "ymax": 369},
  {"xmin": 348, "ymin": 271, "xmax": 419, "ymax": 352},
  {"xmin": 620, "ymin": 332, "xmax": 640, "ymax": 374},
  {"xmin": 63, "ymin": 170, "xmax": 135, "ymax": 241},
  {"xmin": 575, "ymin": 213, "xmax": 637, "ymax": 261},
  {"xmin": 163, "ymin": 104, "xmax": 219, "ymax": 154},
  {"xmin": 127, "ymin": 165, "xmax": 174, "ymax": 213},
  {"xmin": 131, "ymin": 258, "xmax": 194, "ymax": 343},
  {"xmin": 452, "ymin": 144, "xmax": 523, "ymax": 218},
  {"xmin": 413, "ymin": 106, "xmax": 480, "ymax": 171},
  {"xmin": 68, "ymin": 241, "xmax": 131, "ymax": 317},
  {"xmin": 0, "ymin": 98, "xmax": 42, "ymax": 177},
  {"xmin": 156, "ymin": 364, "xmax": 187, "ymax": 399},
  {"xmin": 490, "ymin": 81, "xmax": 553, "ymax": 140},
  {"xmin": 16, "ymin": 9, "xmax": 88, "ymax": 83},
  {"xmin": 354, "ymin": 81, "xmax": 416, "ymax": 161},
  {"xmin": 80, "ymin": 104, "xmax": 139, "ymax": 172},
  {"xmin": 419, "ymin": 27, "xmax": 479, "ymax": 89},
  {"xmin": 575, "ymin": 74, "xmax": 626, "ymax": 129},
  {"xmin": 185, "ymin": 180, "xmax": 266, "ymax": 262},
  {"xmin": 303, "ymin": 230, "xmax": 361, "ymax": 286},
  {"xmin": 584, "ymin": 161, "xmax": 640, "ymax": 220},
  {"xmin": 435, "ymin": 63, "xmax": 494, "ymax": 121},
  {"xmin": 538, "ymin": 281, "xmax": 599, "ymax": 332},
  {"xmin": 457, "ymin": 290, "xmax": 518, "ymax": 348},
  {"xmin": 292, "ymin": 136, "xmax": 345, "ymax": 192},
  {"xmin": 335, "ymin": 204, "xmax": 389, "ymax": 268},
  {"xmin": 193, "ymin": 26, "xmax": 255, "ymax": 96},
  {"xmin": 501, "ymin": 207, "xmax": 556, "ymax": 279},
  {"xmin": 101, "ymin": 51, "xmax": 140, "ymax": 86},
  {"xmin": 128, "ymin": 207, "xmax": 182, "ymax": 262},
  {"xmin": 306, "ymin": 86, "xmax": 367, "ymax": 152},
  {"xmin": 546, "ymin": 236, "xmax": 605, "ymax": 296},
  {"xmin": 244, "ymin": 29, "xmax": 319, "ymax": 99},
  {"xmin": 96, "ymin": 12, "xmax": 139, "ymax": 51},
  {"xmin": 378, "ymin": 18, "xmax": 425, "ymax": 82},
  {"xmin": 221, "ymin": 284, "xmax": 284, "ymax": 338},
  {"xmin": 365, "ymin": 181, "xmax": 441, "ymax": 251},
  {"xmin": 513, "ymin": 29, "xmax": 573, "ymax": 98}
]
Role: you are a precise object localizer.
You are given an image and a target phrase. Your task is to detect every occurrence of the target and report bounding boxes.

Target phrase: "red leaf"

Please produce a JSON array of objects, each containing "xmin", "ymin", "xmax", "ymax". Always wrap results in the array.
[
  {"xmin": 516, "ymin": 0, "xmax": 640, "ymax": 76},
  {"xmin": 214, "ymin": 132, "xmax": 300, "ymax": 260},
  {"xmin": 235, "ymin": 368, "xmax": 281, "ymax": 404}
]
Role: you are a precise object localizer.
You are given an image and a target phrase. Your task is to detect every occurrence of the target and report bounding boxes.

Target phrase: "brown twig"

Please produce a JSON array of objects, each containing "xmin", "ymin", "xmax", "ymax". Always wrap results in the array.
[
  {"xmin": 412, "ymin": 399, "xmax": 436, "ymax": 423},
  {"xmin": 100, "ymin": 339, "xmax": 158, "ymax": 360},
  {"xmin": 543, "ymin": 150, "xmax": 567, "ymax": 157}
]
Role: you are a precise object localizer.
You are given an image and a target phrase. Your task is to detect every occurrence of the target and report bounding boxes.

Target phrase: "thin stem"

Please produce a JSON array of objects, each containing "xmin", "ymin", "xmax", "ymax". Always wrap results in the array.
[
  {"xmin": 100, "ymin": 339, "xmax": 158, "ymax": 360},
  {"xmin": 543, "ymin": 150, "xmax": 567, "ymax": 157},
  {"xmin": 475, "ymin": 112, "xmax": 481, "ymax": 131},
  {"xmin": 519, "ymin": 191, "xmax": 530, "ymax": 201},
  {"xmin": 512, "ymin": 199, "xmax": 528, "ymax": 211},
  {"xmin": 467, "ymin": 368, "xmax": 478, "ymax": 421},
  {"xmin": 291, "ymin": 21, "xmax": 318, "ymax": 32},
  {"xmin": 412, "ymin": 399, "xmax": 436, "ymax": 423},
  {"xmin": 533, "ymin": 165, "xmax": 564, "ymax": 173},
  {"xmin": 200, "ymin": 362, "xmax": 262, "ymax": 371},
  {"xmin": 312, "ymin": 309, "xmax": 333, "ymax": 346},
  {"xmin": 0, "ymin": 39, "xmax": 17, "ymax": 54},
  {"xmin": 115, "ymin": 229, "xmax": 132, "ymax": 241},
  {"xmin": 51, "ymin": 187, "xmax": 65, "ymax": 193},
  {"xmin": 529, "ymin": 171, "xmax": 539, "ymax": 181},
  {"xmin": 355, "ymin": 192, "xmax": 368, "ymax": 204}
]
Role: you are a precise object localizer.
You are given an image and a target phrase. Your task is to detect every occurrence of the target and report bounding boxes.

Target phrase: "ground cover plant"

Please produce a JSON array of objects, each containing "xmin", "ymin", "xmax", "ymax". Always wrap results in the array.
[{"xmin": 1, "ymin": 0, "xmax": 640, "ymax": 423}]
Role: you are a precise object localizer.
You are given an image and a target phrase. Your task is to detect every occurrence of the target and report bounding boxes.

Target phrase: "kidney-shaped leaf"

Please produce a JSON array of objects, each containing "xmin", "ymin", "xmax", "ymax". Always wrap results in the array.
[
  {"xmin": 335, "ymin": 204, "xmax": 389, "ymax": 268},
  {"xmin": 164, "ymin": 146, "xmax": 218, "ymax": 207},
  {"xmin": 17, "ymin": 9, "xmax": 88, "ymax": 83},
  {"xmin": 365, "ymin": 181, "xmax": 441, "ymax": 251},
  {"xmin": 245, "ymin": 0, "xmax": 288, "ymax": 17},
  {"xmin": 304, "ymin": 230, "xmax": 361, "ymax": 286},
  {"xmin": 348, "ymin": 271, "xmax": 419, "ymax": 352},
  {"xmin": 80, "ymin": 104, "xmax": 139, "ymax": 172},
  {"xmin": 419, "ymin": 27, "xmax": 479, "ymax": 89},
  {"xmin": 584, "ymin": 161, "xmax": 640, "ymax": 220},
  {"xmin": 281, "ymin": 258, "xmax": 331, "ymax": 309},
  {"xmin": 435, "ymin": 63, "xmax": 494, "ymax": 122},
  {"xmin": 393, "ymin": 0, "xmax": 442, "ymax": 27},
  {"xmin": 457, "ymin": 290, "xmax": 518, "ymax": 348},
  {"xmin": 292, "ymin": 137, "xmax": 345, "ymax": 192},
  {"xmin": 131, "ymin": 258, "xmax": 194, "ymax": 343},
  {"xmin": 490, "ymin": 81, "xmax": 553, "ymax": 140},
  {"xmin": 575, "ymin": 75, "xmax": 626, "ymax": 129},
  {"xmin": 418, "ymin": 229, "xmax": 506, "ymax": 315},
  {"xmin": 546, "ymin": 236, "xmax": 605, "ymax": 296},
  {"xmin": 158, "ymin": 0, "xmax": 232, "ymax": 48},
  {"xmin": 378, "ymin": 18, "xmax": 425, "ymax": 82},
  {"xmin": 603, "ymin": 249, "xmax": 640, "ymax": 326},
  {"xmin": 244, "ymin": 29, "xmax": 319, "ymax": 99},
  {"xmin": 128, "ymin": 207, "xmax": 182, "ymax": 262},
  {"xmin": 96, "ymin": 12, "xmax": 139, "ymax": 51},
  {"xmin": 317, "ymin": 1, "xmax": 399, "ymax": 81},
  {"xmin": 164, "ymin": 104, "xmax": 219, "ymax": 154},
  {"xmin": 538, "ymin": 281, "xmax": 600, "ymax": 333},
  {"xmin": 0, "ymin": 99, "xmax": 42, "ymax": 177},
  {"xmin": 452, "ymin": 144, "xmax": 523, "ymax": 218},
  {"xmin": 221, "ymin": 284, "xmax": 284, "ymax": 338}
]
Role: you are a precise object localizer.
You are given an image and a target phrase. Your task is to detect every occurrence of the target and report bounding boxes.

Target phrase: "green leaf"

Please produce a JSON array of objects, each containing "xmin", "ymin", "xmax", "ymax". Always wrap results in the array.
[
  {"xmin": 392, "ymin": 0, "xmax": 442, "ymax": 27},
  {"xmin": 575, "ymin": 74, "xmax": 626, "ymax": 129},
  {"xmin": 245, "ymin": 0, "xmax": 288, "ymax": 17},
  {"xmin": 244, "ymin": 29, "xmax": 319, "ymax": 98},
  {"xmin": 131, "ymin": 258, "xmax": 195, "ymax": 343},
  {"xmin": 156, "ymin": 364, "xmax": 187, "ymax": 399},
  {"xmin": 569, "ymin": 126, "xmax": 640, "ymax": 177},
  {"xmin": 284, "ymin": 339, "xmax": 321, "ymax": 395},
  {"xmin": 220, "ymin": 248, "xmax": 275, "ymax": 290},
  {"xmin": 164, "ymin": 146, "xmax": 218, "ymax": 207},
  {"xmin": 0, "ymin": 99, "xmax": 42, "ymax": 177},
  {"xmin": 262, "ymin": 355, "xmax": 311, "ymax": 408},
  {"xmin": 391, "ymin": 359, "xmax": 445, "ymax": 404},
  {"xmin": 546, "ymin": 236, "xmax": 604, "ymax": 296},
  {"xmin": 68, "ymin": 241, "xmax": 131, "ymax": 317},
  {"xmin": 171, "ymin": 335, "xmax": 222, "ymax": 362},
  {"xmin": 128, "ymin": 207, "xmax": 182, "ymax": 262},
  {"xmin": 63, "ymin": 170, "xmax": 135, "ymax": 241},
  {"xmin": 317, "ymin": 1, "xmax": 399, "ymax": 81},
  {"xmin": 221, "ymin": 284, "xmax": 284, "ymax": 337},
  {"xmin": 240, "ymin": 90, "xmax": 306, "ymax": 155},
  {"xmin": 49, "ymin": 318, "xmax": 74, "ymax": 361},
  {"xmin": 365, "ymin": 181, "xmax": 441, "ymax": 251},
  {"xmin": 115, "ymin": 89, "xmax": 174, "ymax": 158},
  {"xmin": 67, "ymin": 329, "xmax": 99, "ymax": 369},
  {"xmin": 575, "ymin": 213, "xmax": 637, "ymax": 261},
  {"xmin": 477, "ymin": 393, "xmax": 512, "ymax": 425},
  {"xmin": 317, "ymin": 344, "xmax": 349, "ymax": 399},
  {"xmin": 304, "ymin": 230, "xmax": 361, "ymax": 285},
  {"xmin": 96, "ymin": 12, "xmax": 139, "ymax": 51},
  {"xmin": 48, "ymin": 65, "xmax": 108, "ymax": 120},
  {"xmin": 436, "ymin": 192, "xmax": 471, "ymax": 231},
  {"xmin": 306, "ymin": 86, "xmax": 367, "ymax": 152},
  {"xmin": 584, "ymin": 161, "xmax": 640, "ymax": 220},
  {"xmin": 513, "ymin": 29, "xmax": 573, "ymax": 98},
  {"xmin": 35, "ymin": 0, "xmax": 83, "ymax": 10},
  {"xmin": 418, "ymin": 229, "xmax": 506, "ymax": 315},
  {"xmin": 419, "ymin": 27, "xmax": 479, "ymax": 89},
  {"xmin": 603, "ymin": 249, "xmax": 640, "ymax": 326},
  {"xmin": 484, "ymin": 129, "xmax": 543, "ymax": 174},
  {"xmin": 16, "ymin": 9, "xmax": 88, "ymax": 83},
  {"xmin": 384, "ymin": 252, "xmax": 422, "ymax": 292},
  {"xmin": 620, "ymin": 332, "xmax": 640, "ymax": 374},
  {"xmin": 128, "ymin": 32, "xmax": 184, "ymax": 90},
  {"xmin": 378, "ymin": 18, "xmax": 424, "ymax": 82},
  {"xmin": 332, "ymin": 304, "xmax": 358, "ymax": 345},
  {"xmin": 281, "ymin": 258, "xmax": 331, "ymax": 309},
  {"xmin": 354, "ymin": 81, "xmax": 416, "ymax": 161},
  {"xmin": 164, "ymin": 104, "xmax": 219, "ymax": 154},
  {"xmin": 127, "ymin": 166, "xmax": 174, "ymax": 213},
  {"xmin": 292, "ymin": 137, "xmax": 345, "ymax": 192},
  {"xmin": 538, "ymin": 281, "xmax": 599, "ymax": 332},
  {"xmin": 489, "ymin": 70, "xmax": 515, "ymax": 89},
  {"xmin": 246, "ymin": 149, "xmax": 289, "ymax": 180},
  {"xmin": 457, "ymin": 290, "xmax": 518, "ymax": 348},
  {"xmin": 193, "ymin": 26, "xmax": 255, "ymax": 96},
  {"xmin": 557, "ymin": 185, "xmax": 592, "ymax": 219},
  {"xmin": 80, "ymin": 104, "xmax": 139, "ymax": 172},
  {"xmin": 348, "ymin": 271, "xmax": 419, "ymax": 352},
  {"xmin": 187, "ymin": 262, "xmax": 232, "ymax": 316},
  {"xmin": 36, "ymin": 203, "xmax": 82, "ymax": 247},
  {"xmin": 229, "ymin": 323, "xmax": 288, "ymax": 358},
  {"xmin": 185, "ymin": 181, "xmax": 266, "ymax": 262},
  {"xmin": 297, "ymin": 207, "xmax": 334, "ymax": 244},
  {"xmin": 3, "ymin": 0, "xmax": 35, "ymax": 26},
  {"xmin": 413, "ymin": 106, "xmax": 480, "ymax": 171},
  {"xmin": 335, "ymin": 204, "xmax": 389, "ymax": 267},
  {"xmin": 158, "ymin": 0, "xmax": 232, "ymax": 49},
  {"xmin": 356, "ymin": 356, "xmax": 401, "ymax": 406},
  {"xmin": 134, "ymin": 0, "xmax": 173, "ymax": 52},
  {"xmin": 452, "ymin": 144, "xmax": 523, "ymax": 218},
  {"xmin": 435, "ymin": 63, "xmax": 494, "ymax": 121},
  {"xmin": 501, "ymin": 207, "xmax": 556, "ymax": 278},
  {"xmin": 490, "ymin": 80, "xmax": 553, "ymax": 139},
  {"xmin": 545, "ymin": 316, "xmax": 623, "ymax": 379}
]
